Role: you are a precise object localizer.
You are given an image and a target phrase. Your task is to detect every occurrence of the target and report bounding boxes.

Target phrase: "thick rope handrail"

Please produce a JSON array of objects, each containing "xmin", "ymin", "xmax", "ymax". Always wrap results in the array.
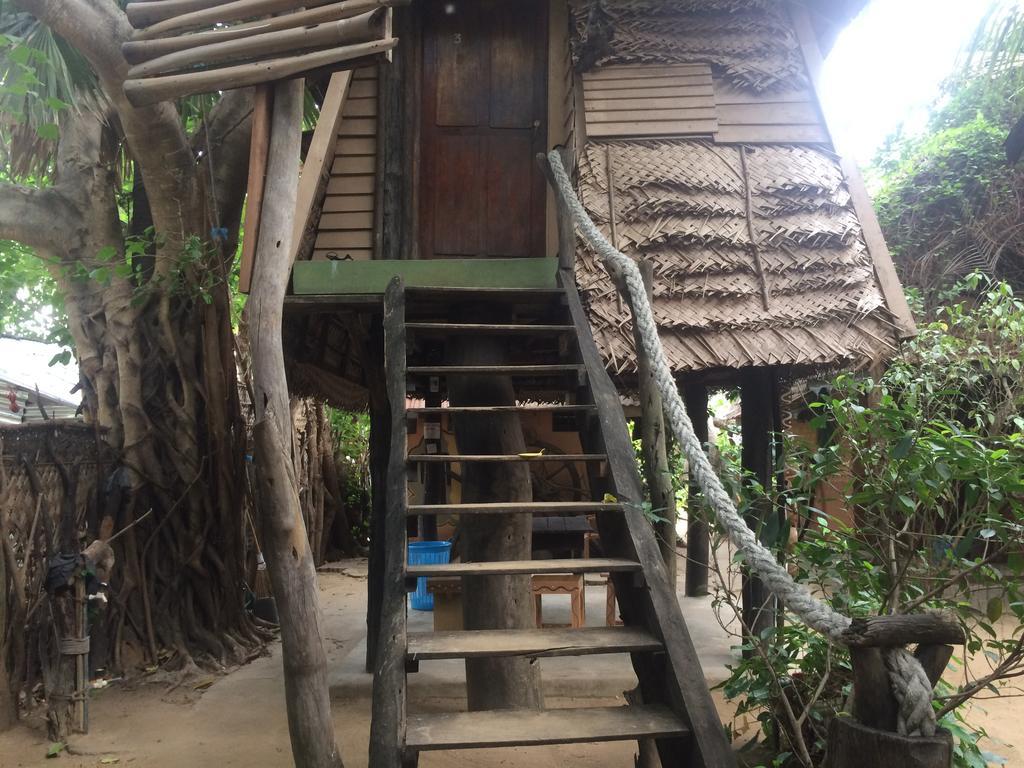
[{"xmin": 546, "ymin": 150, "xmax": 937, "ymax": 737}]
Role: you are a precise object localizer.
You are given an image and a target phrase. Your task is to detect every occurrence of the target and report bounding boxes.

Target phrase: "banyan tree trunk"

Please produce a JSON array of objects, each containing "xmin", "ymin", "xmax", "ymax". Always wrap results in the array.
[{"xmin": 448, "ymin": 336, "xmax": 543, "ymax": 711}]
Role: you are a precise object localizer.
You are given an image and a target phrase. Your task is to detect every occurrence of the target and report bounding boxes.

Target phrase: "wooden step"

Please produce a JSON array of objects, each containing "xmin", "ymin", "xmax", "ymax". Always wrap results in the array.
[
  {"xmin": 406, "ymin": 322, "xmax": 575, "ymax": 334},
  {"xmin": 406, "ymin": 558, "xmax": 640, "ymax": 578},
  {"xmin": 406, "ymin": 286, "xmax": 564, "ymax": 301},
  {"xmin": 409, "ymin": 404, "xmax": 596, "ymax": 416},
  {"xmin": 407, "ymin": 453, "xmax": 606, "ymax": 464},
  {"xmin": 407, "ymin": 501, "xmax": 622, "ymax": 516},
  {"xmin": 405, "ymin": 705, "xmax": 688, "ymax": 751},
  {"xmin": 407, "ymin": 364, "xmax": 585, "ymax": 376},
  {"xmin": 407, "ymin": 626, "xmax": 662, "ymax": 660}
]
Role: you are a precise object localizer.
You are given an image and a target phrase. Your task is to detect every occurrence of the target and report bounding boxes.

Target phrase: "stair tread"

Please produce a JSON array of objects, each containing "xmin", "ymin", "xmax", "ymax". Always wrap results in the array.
[
  {"xmin": 406, "ymin": 558, "xmax": 639, "ymax": 577},
  {"xmin": 407, "ymin": 501, "xmax": 621, "ymax": 515},
  {"xmin": 409, "ymin": 404, "xmax": 596, "ymax": 415},
  {"xmin": 406, "ymin": 704, "xmax": 688, "ymax": 751},
  {"xmin": 406, "ymin": 322, "xmax": 575, "ymax": 333},
  {"xmin": 407, "ymin": 364, "xmax": 584, "ymax": 375},
  {"xmin": 407, "ymin": 453, "xmax": 606, "ymax": 463},
  {"xmin": 407, "ymin": 626, "xmax": 662, "ymax": 660},
  {"xmin": 406, "ymin": 286, "xmax": 563, "ymax": 298}
]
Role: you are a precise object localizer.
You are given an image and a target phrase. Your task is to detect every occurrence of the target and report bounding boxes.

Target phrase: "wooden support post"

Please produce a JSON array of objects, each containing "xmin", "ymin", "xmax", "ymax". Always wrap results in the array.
[
  {"xmin": 740, "ymin": 366, "xmax": 778, "ymax": 648},
  {"xmin": 447, "ymin": 322, "xmax": 542, "ymax": 712},
  {"xmin": 365, "ymin": 318, "xmax": 388, "ymax": 673},
  {"xmin": 248, "ymin": 77, "xmax": 342, "ymax": 768},
  {"xmin": 683, "ymin": 378, "xmax": 710, "ymax": 597},
  {"xmin": 369, "ymin": 277, "xmax": 410, "ymax": 767},
  {"xmin": 238, "ymin": 84, "xmax": 272, "ymax": 294},
  {"xmin": 631, "ymin": 261, "xmax": 677, "ymax": 586}
]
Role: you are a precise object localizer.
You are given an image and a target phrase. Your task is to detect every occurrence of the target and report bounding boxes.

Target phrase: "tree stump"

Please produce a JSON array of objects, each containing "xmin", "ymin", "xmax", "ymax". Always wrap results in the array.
[{"xmin": 824, "ymin": 717, "xmax": 952, "ymax": 768}]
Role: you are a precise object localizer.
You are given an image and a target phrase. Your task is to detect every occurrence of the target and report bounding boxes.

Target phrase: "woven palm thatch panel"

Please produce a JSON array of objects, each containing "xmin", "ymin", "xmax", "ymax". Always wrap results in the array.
[
  {"xmin": 575, "ymin": 139, "xmax": 900, "ymax": 373},
  {"xmin": 571, "ymin": 0, "xmax": 806, "ymax": 92}
]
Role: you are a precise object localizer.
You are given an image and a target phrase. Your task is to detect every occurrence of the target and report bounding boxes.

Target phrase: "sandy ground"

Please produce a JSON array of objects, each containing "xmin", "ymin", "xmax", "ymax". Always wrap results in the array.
[{"xmin": 0, "ymin": 561, "xmax": 1020, "ymax": 767}]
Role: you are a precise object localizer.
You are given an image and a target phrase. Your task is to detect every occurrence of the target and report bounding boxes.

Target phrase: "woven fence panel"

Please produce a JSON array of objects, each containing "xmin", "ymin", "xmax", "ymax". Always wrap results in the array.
[
  {"xmin": 571, "ymin": 0, "xmax": 806, "ymax": 92},
  {"xmin": 575, "ymin": 138, "xmax": 899, "ymax": 374}
]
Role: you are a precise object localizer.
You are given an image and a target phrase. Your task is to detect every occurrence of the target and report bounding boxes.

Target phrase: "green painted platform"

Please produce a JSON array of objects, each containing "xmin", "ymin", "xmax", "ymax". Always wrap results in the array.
[{"xmin": 291, "ymin": 258, "xmax": 558, "ymax": 295}]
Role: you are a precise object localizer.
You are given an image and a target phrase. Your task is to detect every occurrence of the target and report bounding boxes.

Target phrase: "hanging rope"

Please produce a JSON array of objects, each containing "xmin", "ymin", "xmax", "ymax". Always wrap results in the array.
[{"xmin": 546, "ymin": 149, "xmax": 937, "ymax": 737}]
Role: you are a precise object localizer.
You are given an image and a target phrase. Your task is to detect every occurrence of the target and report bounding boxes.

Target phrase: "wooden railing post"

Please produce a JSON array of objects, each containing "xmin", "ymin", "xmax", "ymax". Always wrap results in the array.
[
  {"xmin": 826, "ymin": 615, "xmax": 965, "ymax": 768},
  {"xmin": 537, "ymin": 148, "xmax": 576, "ymax": 271}
]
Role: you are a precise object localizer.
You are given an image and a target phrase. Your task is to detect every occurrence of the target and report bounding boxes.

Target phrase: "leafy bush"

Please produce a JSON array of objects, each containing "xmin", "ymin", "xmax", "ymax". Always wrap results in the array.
[
  {"xmin": 716, "ymin": 279, "xmax": 1024, "ymax": 768},
  {"xmin": 329, "ymin": 408, "xmax": 371, "ymax": 544}
]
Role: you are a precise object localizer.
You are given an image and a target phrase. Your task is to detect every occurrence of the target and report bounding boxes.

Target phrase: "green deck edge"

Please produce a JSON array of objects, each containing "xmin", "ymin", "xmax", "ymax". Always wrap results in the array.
[{"xmin": 291, "ymin": 258, "xmax": 558, "ymax": 295}]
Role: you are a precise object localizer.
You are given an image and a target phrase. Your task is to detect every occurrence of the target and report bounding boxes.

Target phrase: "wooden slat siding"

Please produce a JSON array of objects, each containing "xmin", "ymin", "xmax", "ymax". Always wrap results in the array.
[
  {"xmin": 291, "ymin": 70, "xmax": 352, "ymax": 263},
  {"xmin": 319, "ymin": 65, "xmax": 378, "ymax": 261},
  {"xmin": 714, "ymin": 124, "xmax": 830, "ymax": 143},
  {"xmin": 583, "ymin": 63, "xmax": 717, "ymax": 139},
  {"xmin": 786, "ymin": 1, "xmax": 917, "ymax": 338},
  {"xmin": 711, "ymin": 75, "xmax": 828, "ymax": 144}
]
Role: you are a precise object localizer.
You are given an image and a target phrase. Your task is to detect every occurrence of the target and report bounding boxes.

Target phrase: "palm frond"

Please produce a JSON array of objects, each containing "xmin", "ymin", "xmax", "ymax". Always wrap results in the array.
[{"xmin": 0, "ymin": 7, "xmax": 100, "ymax": 180}]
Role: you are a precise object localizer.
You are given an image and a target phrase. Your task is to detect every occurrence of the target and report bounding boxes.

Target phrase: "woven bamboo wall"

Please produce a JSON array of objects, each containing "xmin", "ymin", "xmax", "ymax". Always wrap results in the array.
[
  {"xmin": 576, "ymin": 139, "xmax": 899, "ymax": 374},
  {"xmin": 571, "ymin": 0, "xmax": 829, "ymax": 144},
  {"xmin": 1, "ymin": 421, "xmax": 105, "ymax": 711}
]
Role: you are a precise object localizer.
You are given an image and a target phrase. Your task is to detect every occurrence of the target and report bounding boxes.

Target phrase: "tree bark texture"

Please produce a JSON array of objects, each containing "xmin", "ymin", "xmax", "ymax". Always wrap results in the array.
[
  {"xmin": 3, "ymin": 0, "xmax": 262, "ymax": 682},
  {"xmin": 447, "ymin": 335, "xmax": 543, "ymax": 711},
  {"xmin": 247, "ymin": 77, "xmax": 342, "ymax": 768}
]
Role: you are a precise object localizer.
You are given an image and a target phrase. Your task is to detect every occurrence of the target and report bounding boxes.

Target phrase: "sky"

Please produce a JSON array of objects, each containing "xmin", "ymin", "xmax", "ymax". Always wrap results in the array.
[{"xmin": 820, "ymin": 0, "xmax": 1000, "ymax": 165}]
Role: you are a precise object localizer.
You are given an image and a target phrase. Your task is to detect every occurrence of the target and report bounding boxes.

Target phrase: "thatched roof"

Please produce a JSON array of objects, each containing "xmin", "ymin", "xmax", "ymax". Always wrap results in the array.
[
  {"xmin": 572, "ymin": 0, "xmax": 809, "ymax": 92},
  {"xmin": 575, "ymin": 139, "xmax": 900, "ymax": 375}
]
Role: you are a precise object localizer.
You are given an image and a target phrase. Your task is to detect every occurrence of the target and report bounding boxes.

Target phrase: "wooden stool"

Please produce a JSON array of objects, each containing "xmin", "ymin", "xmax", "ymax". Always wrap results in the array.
[
  {"xmin": 605, "ymin": 577, "xmax": 623, "ymax": 626},
  {"xmin": 531, "ymin": 573, "xmax": 585, "ymax": 628}
]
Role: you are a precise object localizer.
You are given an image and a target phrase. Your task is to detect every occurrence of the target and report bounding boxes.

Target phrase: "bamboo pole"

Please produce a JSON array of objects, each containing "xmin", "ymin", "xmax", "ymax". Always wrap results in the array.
[
  {"xmin": 123, "ymin": 0, "xmax": 407, "ymax": 63},
  {"xmin": 238, "ymin": 84, "xmax": 272, "ymax": 294},
  {"xmin": 134, "ymin": 0, "xmax": 332, "ymax": 38},
  {"xmin": 123, "ymin": 36, "xmax": 397, "ymax": 107},
  {"xmin": 127, "ymin": 0, "xmax": 244, "ymax": 28},
  {"xmin": 127, "ymin": 8, "xmax": 386, "ymax": 78}
]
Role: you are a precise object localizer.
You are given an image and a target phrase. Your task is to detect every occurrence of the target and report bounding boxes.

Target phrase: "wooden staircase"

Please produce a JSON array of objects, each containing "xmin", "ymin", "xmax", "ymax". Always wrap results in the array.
[{"xmin": 369, "ymin": 272, "xmax": 734, "ymax": 768}]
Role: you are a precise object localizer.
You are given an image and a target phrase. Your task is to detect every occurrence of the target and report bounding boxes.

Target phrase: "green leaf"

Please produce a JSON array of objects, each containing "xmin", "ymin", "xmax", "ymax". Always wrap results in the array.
[
  {"xmin": 987, "ymin": 596, "xmax": 1004, "ymax": 623},
  {"xmin": 46, "ymin": 742, "xmax": 65, "ymax": 758},
  {"xmin": 35, "ymin": 122, "xmax": 60, "ymax": 141},
  {"xmin": 892, "ymin": 434, "xmax": 914, "ymax": 459}
]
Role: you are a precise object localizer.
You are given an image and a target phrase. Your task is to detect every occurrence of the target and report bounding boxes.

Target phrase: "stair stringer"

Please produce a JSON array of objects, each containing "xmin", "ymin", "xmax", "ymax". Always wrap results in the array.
[{"xmin": 560, "ymin": 269, "xmax": 736, "ymax": 768}]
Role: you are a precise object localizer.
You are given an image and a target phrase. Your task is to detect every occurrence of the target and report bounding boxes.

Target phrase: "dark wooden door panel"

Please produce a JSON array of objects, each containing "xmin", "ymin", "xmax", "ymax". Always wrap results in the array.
[
  {"xmin": 489, "ymin": 3, "xmax": 538, "ymax": 130},
  {"xmin": 433, "ymin": 134, "xmax": 484, "ymax": 256},
  {"xmin": 420, "ymin": 0, "xmax": 547, "ymax": 260},
  {"xmin": 485, "ymin": 133, "xmax": 533, "ymax": 256},
  {"xmin": 432, "ymin": 1, "xmax": 485, "ymax": 127}
]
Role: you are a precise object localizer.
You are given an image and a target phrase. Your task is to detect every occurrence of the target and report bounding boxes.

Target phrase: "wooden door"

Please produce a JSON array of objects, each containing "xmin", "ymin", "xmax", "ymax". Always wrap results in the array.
[{"xmin": 419, "ymin": 0, "xmax": 548, "ymax": 259}]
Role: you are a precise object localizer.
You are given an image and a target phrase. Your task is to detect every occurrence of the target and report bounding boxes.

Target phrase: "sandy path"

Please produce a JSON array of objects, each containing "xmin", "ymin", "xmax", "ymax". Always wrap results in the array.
[{"xmin": 0, "ymin": 565, "xmax": 1019, "ymax": 766}]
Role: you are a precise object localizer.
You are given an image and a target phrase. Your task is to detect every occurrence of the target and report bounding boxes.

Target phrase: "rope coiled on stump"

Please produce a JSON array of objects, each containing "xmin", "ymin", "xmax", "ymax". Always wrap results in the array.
[{"xmin": 547, "ymin": 150, "xmax": 936, "ymax": 737}]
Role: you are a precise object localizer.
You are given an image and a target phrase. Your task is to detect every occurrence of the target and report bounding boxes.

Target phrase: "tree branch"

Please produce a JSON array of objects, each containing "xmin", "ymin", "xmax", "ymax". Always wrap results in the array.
[
  {"xmin": 0, "ymin": 183, "xmax": 80, "ymax": 253},
  {"xmin": 15, "ymin": 0, "xmax": 199, "ymax": 248}
]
